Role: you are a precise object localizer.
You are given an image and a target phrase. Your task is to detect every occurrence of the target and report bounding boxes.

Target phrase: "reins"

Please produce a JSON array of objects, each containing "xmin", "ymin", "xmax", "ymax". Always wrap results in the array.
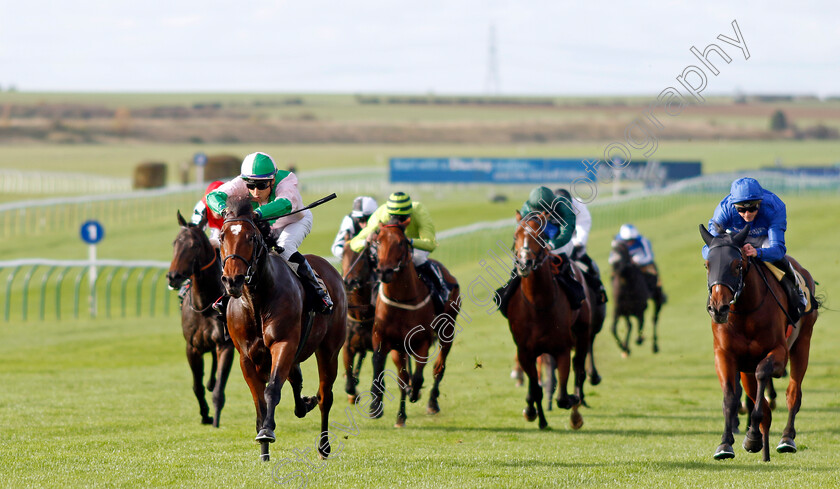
[{"xmin": 750, "ymin": 257, "xmax": 800, "ymax": 327}]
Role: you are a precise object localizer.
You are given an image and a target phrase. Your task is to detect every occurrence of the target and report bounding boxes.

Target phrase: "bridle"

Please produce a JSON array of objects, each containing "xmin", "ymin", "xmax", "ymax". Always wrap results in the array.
[
  {"xmin": 514, "ymin": 219, "xmax": 550, "ymax": 274},
  {"xmin": 374, "ymin": 224, "xmax": 411, "ymax": 276},
  {"xmin": 221, "ymin": 217, "xmax": 266, "ymax": 286},
  {"xmin": 706, "ymin": 242, "xmax": 750, "ymax": 306}
]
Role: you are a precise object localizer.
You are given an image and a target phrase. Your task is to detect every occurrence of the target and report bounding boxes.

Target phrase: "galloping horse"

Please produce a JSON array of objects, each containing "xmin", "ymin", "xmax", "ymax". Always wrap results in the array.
[
  {"xmin": 608, "ymin": 239, "xmax": 662, "ymax": 356},
  {"xmin": 367, "ymin": 219, "xmax": 460, "ymax": 427},
  {"xmin": 507, "ymin": 211, "xmax": 592, "ymax": 430},
  {"xmin": 167, "ymin": 211, "xmax": 235, "ymax": 428},
  {"xmin": 341, "ymin": 231, "xmax": 376, "ymax": 403},
  {"xmin": 700, "ymin": 225, "xmax": 818, "ymax": 461},
  {"xmin": 219, "ymin": 197, "xmax": 346, "ymax": 461}
]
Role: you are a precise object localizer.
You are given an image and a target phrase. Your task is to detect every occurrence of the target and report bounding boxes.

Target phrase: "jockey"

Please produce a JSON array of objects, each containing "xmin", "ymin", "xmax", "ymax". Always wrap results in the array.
[
  {"xmin": 702, "ymin": 177, "xmax": 806, "ymax": 323},
  {"xmin": 191, "ymin": 180, "xmax": 225, "ymax": 247},
  {"xmin": 206, "ymin": 152, "xmax": 333, "ymax": 314},
  {"xmin": 331, "ymin": 195, "xmax": 378, "ymax": 260},
  {"xmin": 497, "ymin": 186, "xmax": 586, "ymax": 317},
  {"xmin": 349, "ymin": 191, "xmax": 450, "ymax": 312},
  {"xmin": 613, "ymin": 224, "xmax": 666, "ymax": 304},
  {"xmin": 555, "ymin": 188, "xmax": 607, "ymax": 304}
]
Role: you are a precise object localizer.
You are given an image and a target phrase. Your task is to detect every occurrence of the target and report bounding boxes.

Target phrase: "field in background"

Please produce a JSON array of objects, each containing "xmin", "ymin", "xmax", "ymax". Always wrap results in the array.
[{"xmin": 1, "ymin": 191, "xmax": 839, "ymax": 488}]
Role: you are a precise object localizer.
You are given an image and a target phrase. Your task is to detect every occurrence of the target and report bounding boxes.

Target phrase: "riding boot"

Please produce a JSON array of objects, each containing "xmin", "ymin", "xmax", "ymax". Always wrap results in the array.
[
  {"xmin": 495, "ymin": 274, "xmax": 522, "ymax": 319},
  {"xmin": 773, "ymin": 258, "xmax": 807, "ymax": 324},
  {"xmin": 290, "ymin": 252, "xmax": 333, "ymax": 314},
  {"xmin": 554, "ymin": 254, "xmax": 585, "ymax": 310},
  {"xmin": 212, "ymin": 295, "xmax": 231, "ymax": 342},
  {"xmin": 416, "ymin": 261, "xmax": 448, "ymax": 314},
  {"xmin": 578, "ymin": 253, "xmax": 607, "ymax": 304}
]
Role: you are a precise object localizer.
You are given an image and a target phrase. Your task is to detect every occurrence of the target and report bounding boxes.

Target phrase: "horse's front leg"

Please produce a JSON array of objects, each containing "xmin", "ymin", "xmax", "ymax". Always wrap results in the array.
[
  {"xmin": 713, "ymin": 349, "xmax": 739, "ymax": 460},
  {"xmin": 257, "ymin": 341, "xmax": 296, "ymax": 444},
  {"xmin": 369, "ymin": 347, "xmax": 387, "ymax": 419},
  {"xmin": 238, "ymin": 354, "xmax": 269, "ymax": 460},
  {"xmin": 394, "ymin": 351, "xmax": 410, "ymax": 428},
  {"xmin": 746, "ymin": 350, "xmax": 785, "ymax": 462},
  {"xmin": 635, "ymin": 313, "xmax": 645, "ymax": 346},
  {"xmin": 342, "ymin": 338, "xmax": 357, "ymax": 400},
  {"xmin": 610, "ymin": 313, "xmax": 627, "ymax": 355},
  {"xmin": 555, "ymin": 348, "xmax": 578, "ymax": 410},
  {"xmin": 651, "ymin": 302, "xmax": 661, "ymax": 354},
  {"xmin": 186, "ymin": 346, "xmax": 212, "ymax": 425},
  {"xmin": 211, "ymin": 343, "xmax": 235, "ymax": 428},
  {"xmin": 519, "ymin": 352, "xmax": 548, "ymax": 430}
]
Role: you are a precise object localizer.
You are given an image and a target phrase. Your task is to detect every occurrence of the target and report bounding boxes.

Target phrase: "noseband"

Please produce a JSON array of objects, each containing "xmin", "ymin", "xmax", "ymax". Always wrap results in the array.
[{"xmin": 222, "ymin": 217, "xmax": 266, "ymax": 285}]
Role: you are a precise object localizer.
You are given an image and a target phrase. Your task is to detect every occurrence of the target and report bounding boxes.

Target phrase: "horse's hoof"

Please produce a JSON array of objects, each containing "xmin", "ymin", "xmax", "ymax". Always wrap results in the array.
[
  {"xmin": 523, "ymin": 406, "xmax": 537, "ymax": 422},
  {"xmin": 370, "ymin": 403, "xmax": 384, "ymax": 419},
  {"xmin": 348, "ymin": 394, "xmax": 357, "ymax": 404},
  {"xmin": 714, "ymin": 444, "xmax": 735, "ymax": 460},
  {"xmin": 395, "ymin": 416, "xmax": 406, "ymax": 428},
  {"xmin": 621, "ymin": 351, "xmax": 629, "ymax": 359},
  {"xmin": 776, "ymin": 438, "xmax": 797, "ymax": 453},
  {"xmin": 255, "ymin": 429, "xmax": 276, "ymax": 443},
  {"xmin": 201, "ymin": 416, "xmax": 213, "ymax": 425},
  {"xmin": 539, "ymin": 420, "xmax": 550, "ymax": 430},
  {"xmin": 652, "ymin": 344, "xmax": 659, "ymax": 354},
  {"xmin": 589, "ymin": 373, "xmax": 602, "ymax": 386},
  {"xmin": 768, "ymin": 398, "xmax": 777, "ymax": 411},
  {"xmin": 260, "ymin": 453, "xmax": 270, "ymax": 462},
  {"xmin": 743, "ymin": 433, "xmax": 762, "ymax": 453},
  {"xmin": 570, "ymin": 409, "xmax": 584, "ymax": 430},
  {"xmin": 427, "ymin": 401, "xmax": 440, "ymax": 415},
  {"xmin": 636, "ymin": 336, "xmax": 644, "ymax": 345}
]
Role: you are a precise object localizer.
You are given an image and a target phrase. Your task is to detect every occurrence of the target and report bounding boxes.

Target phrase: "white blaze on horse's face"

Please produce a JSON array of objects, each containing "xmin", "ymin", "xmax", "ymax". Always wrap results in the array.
[{"xmin": 230, "ymin": 224, "xmax": 243, "ymax": 236}]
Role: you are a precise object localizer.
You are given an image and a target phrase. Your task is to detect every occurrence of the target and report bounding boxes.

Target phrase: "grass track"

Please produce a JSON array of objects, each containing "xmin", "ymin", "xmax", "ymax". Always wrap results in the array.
[{"xmin": 2, "ymin": 194, "xmax": 839, "ymax": 488}]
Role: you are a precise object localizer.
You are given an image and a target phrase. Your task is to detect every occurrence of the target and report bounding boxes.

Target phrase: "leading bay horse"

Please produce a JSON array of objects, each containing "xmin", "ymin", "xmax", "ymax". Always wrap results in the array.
[
  {"xmin": 700, "ymin": 224, "xmax": 818, "ymax": 462},
  {"xmin": 367, "ymin": 218, "xmax": 460, "ymax": 427},
  {"xmin": 219, "ymin": 197, "xmax": 346, "ymax": 461},
  {"xmin": 608, "ymin": 239, "xmax": 662, "ymax": 356},
  {"xmin": 507, "ymin": 211, "xmax": 592, "ymax": 430},
  {"xmin": 167, "ymin": 211, "xmax": 235, "ymax": 428},
  {"xmin": 341, "ymin": 231, "xmax": 376, "ymax": 403}
]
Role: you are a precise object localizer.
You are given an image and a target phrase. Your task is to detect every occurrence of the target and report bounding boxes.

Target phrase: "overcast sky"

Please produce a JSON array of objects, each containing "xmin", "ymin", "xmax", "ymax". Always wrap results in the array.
[{"xmin": 1, "ymin": 0, "xmax": 837, "ymax": 96}]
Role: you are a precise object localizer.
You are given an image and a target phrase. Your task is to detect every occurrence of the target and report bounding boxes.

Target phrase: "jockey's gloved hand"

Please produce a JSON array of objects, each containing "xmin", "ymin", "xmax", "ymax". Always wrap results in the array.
[
  {"xmin": 255, "ymin": 217, "xmax": 272, "ymax": 240},
  {"xmin": 572, "ymin": 245, "xmax": 584, "ymax": 260}
]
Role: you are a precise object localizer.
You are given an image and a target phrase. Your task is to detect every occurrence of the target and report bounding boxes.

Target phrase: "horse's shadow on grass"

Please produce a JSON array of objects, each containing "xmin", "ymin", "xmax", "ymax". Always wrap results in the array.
[{"xmin": 419, "ymin": 424, "xmax": 716, "ymax": 437}]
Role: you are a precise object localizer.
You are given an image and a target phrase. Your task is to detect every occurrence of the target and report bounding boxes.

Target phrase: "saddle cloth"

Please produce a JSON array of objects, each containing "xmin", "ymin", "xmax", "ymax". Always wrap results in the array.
[{"xmin": 764, "ymin": 263, "xmax": 811, "ymax": 314}]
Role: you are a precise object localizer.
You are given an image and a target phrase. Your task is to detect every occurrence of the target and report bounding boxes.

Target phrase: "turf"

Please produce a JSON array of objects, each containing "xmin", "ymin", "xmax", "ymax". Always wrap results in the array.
[{"xmin": 2, "ymin": 193, "xmax": 839, "ymax": 488}]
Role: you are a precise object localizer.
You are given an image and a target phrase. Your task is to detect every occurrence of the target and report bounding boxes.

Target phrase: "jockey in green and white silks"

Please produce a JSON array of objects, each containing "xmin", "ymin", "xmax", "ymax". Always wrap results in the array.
[
  {"xmin": 555, "ymin": 188, "xmax": 607, "ymax": 304},
  {"xmin": 496, "ymin": 186, "xmax": 586, "ymax": 317},
  {"xmin": 349, "ymin": 191, "xmax": 450, "ymax": 312},
  {"xmin": 206, "ymin": 152, "xmax": 333, "ymax": 314}
]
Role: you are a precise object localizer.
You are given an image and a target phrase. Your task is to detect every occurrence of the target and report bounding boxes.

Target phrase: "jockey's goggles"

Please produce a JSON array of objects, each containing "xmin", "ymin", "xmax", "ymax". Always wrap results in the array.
[
  {"xmin": 245, "ymin": 180, "xmax": 272, "ymax": 190},
  {"xmin": 734, "ymin": 202, "xmax": 760, "ymax": 213}
]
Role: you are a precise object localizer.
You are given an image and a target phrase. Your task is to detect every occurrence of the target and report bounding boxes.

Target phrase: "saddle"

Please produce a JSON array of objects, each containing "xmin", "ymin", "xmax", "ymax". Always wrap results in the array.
[{"xmin": 762, "ymin": 261, "xmax": 812, "ymax": 347}]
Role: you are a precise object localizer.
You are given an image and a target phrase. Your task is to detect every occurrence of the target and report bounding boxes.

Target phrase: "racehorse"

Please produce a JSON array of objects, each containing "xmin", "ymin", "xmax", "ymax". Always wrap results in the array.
[
  {"xmin": 700, "ymin": 224, "xmax": 818, "ymax": 461},
  {"xmin": 608, "ymin": 239, "xmax": 662, "ymax": 356},
  {"xmin": 167, "ymin": 211, "xmax": 235, "ymax": 428},
  {"xmin": 367, "ymin": 218, "xmax": 460, "ymax": 427},
  {"xmin": 341, "ymin": 231, "xmax": 376, "ymax": 403},
  {"xmin": 219, "ymin": 197, "xmax": 346, "ymax": 461},
  {"xmin": 506, "ymin": 211, "xmax": 592, "ymax": 429}
]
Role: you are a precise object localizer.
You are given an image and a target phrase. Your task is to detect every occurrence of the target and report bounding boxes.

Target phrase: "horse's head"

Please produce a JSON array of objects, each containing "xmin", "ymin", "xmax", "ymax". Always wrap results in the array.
[
  {"xmin": 219, "ymin": 196, "xmax": 266, "ymax": 298},
  {"xmin": 513, "ymin": 210, "xmax": 551, "ymax": 278},
  {"xmin": 608, "ymin": 239, "xmax": 632, "ymax": 274},
  {"xmin": 700, "ymin": 224, "xmax": 750, "ymax": 323},
  {"xmin": 374, "ymin": 217, "xmax": 412, "ymax": 284},
  {"xmin": 342, "ymin": 230, "xmax": 373, "ymax": 292},
  {"xmin": 167, "ymin": 210, "xmax": 215, "ymax": 289}
]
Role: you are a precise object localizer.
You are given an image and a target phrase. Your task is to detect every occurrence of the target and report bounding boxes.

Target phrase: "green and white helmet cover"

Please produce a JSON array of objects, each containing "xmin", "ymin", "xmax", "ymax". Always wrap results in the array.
[{"xmin": 240, "ymin": 152, "xmax": 277, "ymax": 180}]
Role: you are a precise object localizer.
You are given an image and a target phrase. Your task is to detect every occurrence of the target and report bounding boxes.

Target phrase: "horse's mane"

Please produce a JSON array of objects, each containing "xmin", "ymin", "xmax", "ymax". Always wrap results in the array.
[{"xmin": 227, "ymin": 194, "xmax": 254, "ymax": 219}]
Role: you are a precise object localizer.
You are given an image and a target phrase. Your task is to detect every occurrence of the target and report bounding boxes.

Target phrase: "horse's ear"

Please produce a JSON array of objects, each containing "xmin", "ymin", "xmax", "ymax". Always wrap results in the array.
[
  {"xmin": 177, "ymin": 210, "xmax": 188, "ymax": 227},
  {"xmin": 712, "ymin": 221, "xmax": 726, "ymax": 235},
  {"xmin": 699, "ymin": 224, "xmax": 714, "ymax": 246},
  {"xmin": 733, "ymin": 225, "xmax": 750, "ymax": 245},
  {"xmin": 197, "ymin": 213, "xmax": 208, "ymax": 230},
  {"xmin": 515, "ymin": 210, "xmax": 522, "ymax": 223},
  {"xmin": 400, "ymin": 216, "xmax": 411, "ymax": 229}
]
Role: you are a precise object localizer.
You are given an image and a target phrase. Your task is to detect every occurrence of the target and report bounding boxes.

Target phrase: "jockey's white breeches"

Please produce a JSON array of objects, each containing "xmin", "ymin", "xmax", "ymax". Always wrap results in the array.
[
  {"xmin": 412, "ymin": 249, "xmax": 430, "ymax": 266},
  {"xmin": 274, "ymin": 210, "xmax": 313, "ymax": 261}
]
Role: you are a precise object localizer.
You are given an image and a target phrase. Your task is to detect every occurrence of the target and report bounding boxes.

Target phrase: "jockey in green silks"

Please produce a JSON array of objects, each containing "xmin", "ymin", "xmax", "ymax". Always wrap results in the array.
[
  {"xmin": 497, "ymin": 186, "xmax": 587, "ymax": 317},
  {"xmin": 349, "ymin": 191, "xmax": 451, "ymax": 313},
  {"xmin": 206, "ymin": 151, "xmax": 333, "ymax": 314}
]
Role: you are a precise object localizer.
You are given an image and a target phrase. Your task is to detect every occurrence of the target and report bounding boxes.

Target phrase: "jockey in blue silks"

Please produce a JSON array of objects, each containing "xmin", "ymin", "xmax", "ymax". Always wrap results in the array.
[{"xmin": 702, "ymin": 177, "xmax": 807, "ymax": 323}]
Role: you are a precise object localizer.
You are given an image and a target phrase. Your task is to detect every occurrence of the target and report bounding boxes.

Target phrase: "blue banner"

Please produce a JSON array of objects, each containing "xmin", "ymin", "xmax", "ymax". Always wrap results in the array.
[{"xmin": 390, "ymin": 157, "xmax": 701, "ymax": 184}]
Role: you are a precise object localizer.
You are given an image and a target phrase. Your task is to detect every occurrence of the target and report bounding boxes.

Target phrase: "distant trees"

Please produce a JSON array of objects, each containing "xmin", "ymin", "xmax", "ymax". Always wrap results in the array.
[{"xmin": 770, "ymin": 110, "xmax": 788, "ymax": 131}]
